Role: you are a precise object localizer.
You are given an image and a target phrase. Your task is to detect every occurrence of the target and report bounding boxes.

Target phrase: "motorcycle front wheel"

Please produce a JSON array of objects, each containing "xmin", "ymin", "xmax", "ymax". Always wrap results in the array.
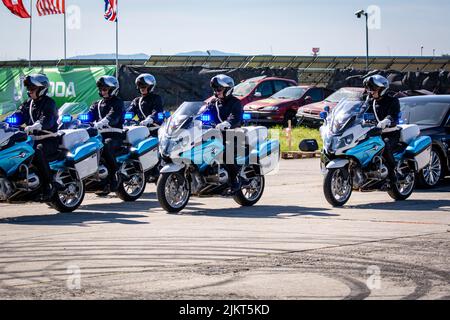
[
  {"xmin": 157, "ymin": 172, "xmax": 190, "ymax": 213},
  {"xmin": 323, "ymin": 167, "xmax": 352, "ymax": 207}
]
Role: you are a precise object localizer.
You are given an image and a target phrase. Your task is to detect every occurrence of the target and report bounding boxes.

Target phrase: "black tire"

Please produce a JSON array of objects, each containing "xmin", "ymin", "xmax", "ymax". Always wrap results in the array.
[
  {"xmin": 233, "ymin": 175, "xmax": 265, "ymax": 206},
  {"xmin": 388, "ymin": 165, "xmax": 415, "ymax": 201},
  {"xmin": 157, "ymin": 172, "xmax": 190, "ymax": 213},
  {"xmin": 116, "ymin": 162, "xmax": 146, "ymax": 202},
  {"xmin": 417, "ymin": 148, "xmax": 443, "ymax": 188},
  {"xmin": 323, "ymin": 167, "xmax": 352, "ymax": 207},
  {"xmin": 50, "ymin": 180, "xmax": 85, "ymax": 213}
]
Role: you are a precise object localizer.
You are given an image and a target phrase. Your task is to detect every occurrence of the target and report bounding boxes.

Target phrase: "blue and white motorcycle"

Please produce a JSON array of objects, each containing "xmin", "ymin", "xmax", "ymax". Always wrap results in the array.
[
  {"xmin": 320, "ymin": 99, "xmax": 432, "ymax": 206},
  {"xmin": 63, "ymin": 111, "xmax": 160, "ymax": 201},
  {"xmin": 156, "ymin": 102, "xmax": 280, "ymax": 213},
  {"xmin": 0, "ymin": 116, "xmax": 103, "ymax": 212}
]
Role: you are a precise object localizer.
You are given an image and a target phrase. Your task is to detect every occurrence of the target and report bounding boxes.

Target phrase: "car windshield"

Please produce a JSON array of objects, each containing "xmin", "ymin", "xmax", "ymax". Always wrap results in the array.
[
  {"xmin": 328, "ymin": 99, "xmax": 365, "ymax": 134},
  {"xmin": 400, "ymin": 100, "xmax": 450, "ymax": 126},
  {"xmin": 325, "ymin": 89, "xmax": 363, "ymax": 103},
  {"xmin": 233, "ymin": 81, "xmax": 257, "ymax": 97},
  {"xmin": 271, "ymin": 87, "xmax": 306, "ymax": 100},
  {"xmin": 166, "ymin": 101, "xmax": 205, "ymax": 136},
  {"xmin": 58, "ymin": 102, "xmax": 89, "ymax": 116}
]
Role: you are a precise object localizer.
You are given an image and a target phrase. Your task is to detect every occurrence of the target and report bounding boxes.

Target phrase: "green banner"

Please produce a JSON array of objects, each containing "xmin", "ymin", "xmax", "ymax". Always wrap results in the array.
[{"xmin": 0, "ymin": 66, "xmax": 116, "ymax": 116}]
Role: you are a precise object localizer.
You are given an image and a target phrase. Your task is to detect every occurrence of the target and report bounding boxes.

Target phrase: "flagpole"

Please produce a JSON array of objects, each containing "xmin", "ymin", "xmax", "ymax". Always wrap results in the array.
[
  {"xmin": 64, "ymin": 0, "xmax": 67, "ymax": 67},
  {"xmin": 115, "ymin": 0, "xmax": 119, "ymax": 79},
  {"xmin": 29, "ymin": 0, "xmax": 33, "ymax": 68}
]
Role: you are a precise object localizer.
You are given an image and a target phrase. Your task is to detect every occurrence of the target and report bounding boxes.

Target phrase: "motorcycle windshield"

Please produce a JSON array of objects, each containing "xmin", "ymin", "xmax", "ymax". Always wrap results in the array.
[
  {"xmin": 328, "ymin": 99, "xmax": 365, "ymax": 135},
  {"xmin": 58, "ymin": 102, "xmax": 89, "ymax": 117},
  {"xmin": 165, "ymin": 101, "xmax": 205, "ymax": 136}
]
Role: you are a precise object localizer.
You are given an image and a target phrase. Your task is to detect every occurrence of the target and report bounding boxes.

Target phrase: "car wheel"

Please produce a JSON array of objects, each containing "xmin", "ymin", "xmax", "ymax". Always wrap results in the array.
[{"xmin": 417, "ymin": 148, "xmax": 443, "ymax": 188}]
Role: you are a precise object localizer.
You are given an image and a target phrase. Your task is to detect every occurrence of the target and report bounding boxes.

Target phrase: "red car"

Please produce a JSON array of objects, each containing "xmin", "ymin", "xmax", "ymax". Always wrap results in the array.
[
  {"xmin": 243, "ymin": 86, "xmax": 334, "ymax": 126},
  {"xmin": 206, "ymin": 76, "xmax": 297, "ymax": 106},
  {"xmin": 296, "ymin": 87, "xmax": 366, "ymax": 127}
]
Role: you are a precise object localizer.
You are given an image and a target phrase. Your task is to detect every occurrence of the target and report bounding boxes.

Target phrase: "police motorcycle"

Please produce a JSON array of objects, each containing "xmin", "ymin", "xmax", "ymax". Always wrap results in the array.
[
  {"xmin": 319, "ymin": 98, "xmax": 432, "ymax": 206},
  {"xmin": 0, "ymin": 114, "xmax": 101, "ymax": 212},
  {"xmin": 156, "ymin": 101, "xmax": 280, "ymax": 213},
  {"xmin": 59, "ymin": 110, "xmax": 159, "ymax": 201},
  {"xmin": 123, "ymin": 111, "xmax": 171, "ymax": 183}
]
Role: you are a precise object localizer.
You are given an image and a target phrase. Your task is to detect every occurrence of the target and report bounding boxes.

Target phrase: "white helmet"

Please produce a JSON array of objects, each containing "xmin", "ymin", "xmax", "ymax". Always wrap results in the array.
[
  {"xmin": 210, "ymin": 74, "xmax": 235, "ymax": 97},
  {"xmin": 363, "ymin": 75, "xmax": 390, "ymax": 96},
  {"xmin": 135, "ymin": 73, "xmax": 156, "ymax": 92},
  {"xmin": 96, "ymin": 76, "xmax": 119, "ymax": 97}
]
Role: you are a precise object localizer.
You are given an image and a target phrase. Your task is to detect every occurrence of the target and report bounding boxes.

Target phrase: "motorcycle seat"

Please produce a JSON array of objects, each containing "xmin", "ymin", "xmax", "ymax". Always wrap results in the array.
[{"xmin": 398, "ymin": 124, "xmax": 420, "ymax": 145}]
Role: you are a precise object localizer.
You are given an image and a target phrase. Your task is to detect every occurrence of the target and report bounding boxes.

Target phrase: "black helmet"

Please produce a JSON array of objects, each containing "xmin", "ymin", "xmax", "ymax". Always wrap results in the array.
[
  {"xmin": 96, "ymin": 76, "xmax": 119, "ymax": 97},
  {"xmin": 135, "ymin": 73, "xmax": 156, "ymax": 92},
  {"xmin": 363, "ymin": 75, "xmax": 390, "ymax": 96},
  {"xmin": 24, "ymin": 73, "xmax": 50, "ymax": 98},
  {"xmin": 210, "ymin": 74, "xmax": 235, "ymax": 98}
]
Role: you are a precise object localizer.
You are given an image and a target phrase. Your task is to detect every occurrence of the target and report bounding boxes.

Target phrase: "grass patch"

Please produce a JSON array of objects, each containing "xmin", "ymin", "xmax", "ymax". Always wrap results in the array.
[{"xmin": 268, "ymin": 125, "xmax": 323, "ymax": 153}]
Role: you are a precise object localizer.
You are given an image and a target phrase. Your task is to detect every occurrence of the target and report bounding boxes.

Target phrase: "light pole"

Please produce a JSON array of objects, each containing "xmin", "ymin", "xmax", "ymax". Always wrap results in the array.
[
  {"xmin": 355, "ymin": 9, "xmax": 369, "ymax": 70},
  {"xmin": 421, "ymin": 46, "xmax": 424, "ymax": 57}
]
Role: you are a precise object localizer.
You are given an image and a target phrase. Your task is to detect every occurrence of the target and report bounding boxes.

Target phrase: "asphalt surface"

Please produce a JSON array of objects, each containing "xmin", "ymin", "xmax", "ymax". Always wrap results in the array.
[{"xmin": 0, "ymin": 158, "xmax": 448, "ymax": 300}]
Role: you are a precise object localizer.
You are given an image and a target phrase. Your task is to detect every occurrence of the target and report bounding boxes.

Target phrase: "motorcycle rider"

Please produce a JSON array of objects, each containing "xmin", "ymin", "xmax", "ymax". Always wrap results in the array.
[
  {"xmin": 127, "ymin": 73, "xmax": 164, "ymax": 134},
  {"xmin": 87, "ymin": 75, "xmax": 124, "ymax": 192},
  {"xmin": 204, "ymin": 74, "xmax": 243, "ymax": 192},
  {"xmin": 363, "ymin": 74, "xmax": 401, "ymax": 183},
  {"xmin": 12, "ymin": 74, "xmax": 59, "ymax": 200}
]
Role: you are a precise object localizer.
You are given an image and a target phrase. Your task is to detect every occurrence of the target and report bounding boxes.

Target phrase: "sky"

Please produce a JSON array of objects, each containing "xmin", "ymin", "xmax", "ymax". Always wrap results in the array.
[{"xmin": 0, "ymin": 0, "xmax": 449, "ymax": 60}]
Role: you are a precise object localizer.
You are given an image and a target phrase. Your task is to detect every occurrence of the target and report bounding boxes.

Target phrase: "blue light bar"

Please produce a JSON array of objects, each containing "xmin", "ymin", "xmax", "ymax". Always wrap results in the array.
[
  {"xmin": 157, "ymin": 112, "xmax": 164, "ymax": 120},
  {"xmin": 78, "ymin": 113, "xmax": 91, "ymax": 122},
  {"xmin": 165, "ymin": 111, "xmax": 171, "ymax": 118},
  {"xmin": 124, "ymin": 112, "xmax": 134, "ymax": 120},
  {"xmin": 201, "ymin": 114, "xmax": 211, "ymax": 122},
  {"xmin": 5, "ymin": 115, "xmax": 19, "ymax": 125},
  {"xmin": 62, "ymin": 115, "xmax": 72, "ymax": 123},
  {"xmin": 242, "ymin": 113, "xmax": 251, "ymax": 120}
]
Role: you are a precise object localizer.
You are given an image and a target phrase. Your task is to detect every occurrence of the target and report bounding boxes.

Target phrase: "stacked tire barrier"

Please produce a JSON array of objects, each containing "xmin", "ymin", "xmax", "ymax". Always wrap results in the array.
[
  {"xmin": 119, "ymin": 66, "xmax": 298, "ymax": 108},
  {"xmin": 327, "ymin": 68, "xmax": 450, "ymax": 94}
]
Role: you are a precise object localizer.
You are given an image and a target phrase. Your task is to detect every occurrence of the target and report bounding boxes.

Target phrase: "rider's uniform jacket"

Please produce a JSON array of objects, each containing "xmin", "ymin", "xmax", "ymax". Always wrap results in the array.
[
  {"xmin": 88, "ymin": 96, "xmax": 124, "ymax": 129},
  {"xmin": 15, "ymin": 96, "xmax": 58, "ymax": 133},
  {"xmin": 366, "ymin": 91, "xmax": 401, "ymax": 133},
  {"xmin": 127, "ymin": 93, "xmax": 164, "ymax": 124},
  {"xmin": 205, "ymin": 95, "xmax": 243, "ymax": 129}
]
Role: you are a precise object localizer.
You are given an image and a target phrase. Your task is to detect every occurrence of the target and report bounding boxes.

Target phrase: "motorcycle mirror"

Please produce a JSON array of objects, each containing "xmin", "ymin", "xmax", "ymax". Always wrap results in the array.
[
  {"xmin": 320, "ymin": 111, "xmax": 328, "ymax": 120},
  {"xmin": 324, "ymin": 106, "xmax": 330, "ymax": 113}
]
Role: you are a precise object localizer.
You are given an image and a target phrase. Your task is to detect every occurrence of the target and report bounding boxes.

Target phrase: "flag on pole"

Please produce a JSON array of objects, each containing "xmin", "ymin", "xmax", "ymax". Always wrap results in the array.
[
  {"xmin": 104, "ymin": 0, "xmax": 117, "ymax": 22},
  {"xmin": 2, "ymin": 0, "xmax": 31, "ymax": 18},
  {"xmin": 36, "ymin": 0, "xmax": 65, "ymax": 16}
]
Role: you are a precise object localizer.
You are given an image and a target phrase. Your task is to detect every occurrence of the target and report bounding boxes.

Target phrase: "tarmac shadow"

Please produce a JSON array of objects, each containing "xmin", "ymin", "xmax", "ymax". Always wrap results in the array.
[
  {"xmin": 180, "ymin": 204, "xmax": 337, "ymax": 219},
  {"xmin": 348, "ymin": 199, "xmax": 450, "ymax": 212},
  {"xmin": 0, "ymin": 211, "xmax": 149, "ymax": 226}
]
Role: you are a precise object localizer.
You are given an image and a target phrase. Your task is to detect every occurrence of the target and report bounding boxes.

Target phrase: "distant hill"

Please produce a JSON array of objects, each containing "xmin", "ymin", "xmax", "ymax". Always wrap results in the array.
[
  {"xmin": 69, "ymin": 53, "xmax": 150, "ymax": 60},
  {"xmin": 175, "ymin": 50, "xmax": 241, "ymax": 56}
]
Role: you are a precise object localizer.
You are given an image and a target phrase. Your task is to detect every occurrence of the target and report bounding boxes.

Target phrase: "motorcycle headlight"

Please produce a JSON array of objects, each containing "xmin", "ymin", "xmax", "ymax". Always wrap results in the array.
[
  {"xmin": 261, "ymin": 106, "xmax": 278, "ymax": 111},
  {"xmin": 337, "ymin": 134, "xmax": 354, "ymax": 149}
]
